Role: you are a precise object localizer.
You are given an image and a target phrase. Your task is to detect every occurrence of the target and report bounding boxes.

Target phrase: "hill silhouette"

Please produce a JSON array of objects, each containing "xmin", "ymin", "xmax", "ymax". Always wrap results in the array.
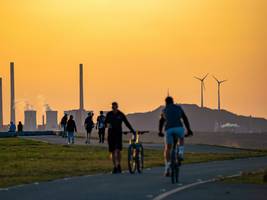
[{"xmin": 126, "ymin": 104, "xmax": 267, "ymax": 133}]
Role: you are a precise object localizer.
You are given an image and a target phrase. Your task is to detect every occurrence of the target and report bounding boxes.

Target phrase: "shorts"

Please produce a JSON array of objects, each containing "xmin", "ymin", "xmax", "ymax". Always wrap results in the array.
[
  {"xmin": 108, "ymin": 130, "xmax": 123, "ymax": 152},
  {"xmin": 165, "ymin": 127, "xmax": 185, "ymax": 145}
]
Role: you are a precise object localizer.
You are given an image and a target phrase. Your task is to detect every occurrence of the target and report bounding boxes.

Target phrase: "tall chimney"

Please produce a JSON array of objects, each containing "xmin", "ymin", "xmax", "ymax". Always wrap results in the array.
[
  {"xmin": 79, "ymin": 64, "xmax": 84, "ymax": 110},
  {"xmin": 0, "ymin": 77, "xmax": 3, "ymax": 128},
  {"xmin": 10, "ymin": 62, "xmax": 16, "ymax": 124}
]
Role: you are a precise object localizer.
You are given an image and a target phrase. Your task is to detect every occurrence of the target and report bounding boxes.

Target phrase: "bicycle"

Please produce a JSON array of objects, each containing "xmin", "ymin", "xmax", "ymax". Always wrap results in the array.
[
  {"xmin": 170, "ymin": 133, "xmax": 193, "ymax": 184},
  {"xmin": 170, "ymin": 135, "xmax": 182, "ymax": 184},
  {"xmin": 124, "ymin": 131, "xmax": 149, "ymax": 174}
]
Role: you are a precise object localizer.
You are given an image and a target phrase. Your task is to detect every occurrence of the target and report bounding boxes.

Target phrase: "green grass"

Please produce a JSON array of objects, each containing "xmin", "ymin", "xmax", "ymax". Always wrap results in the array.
[
  {"xmin": 224, "ymin": 170, "xmax": 267, "ymax": 184},
  {"xmin": 0, "ymin": 138, "xmax": 267, "ymax": 188}
]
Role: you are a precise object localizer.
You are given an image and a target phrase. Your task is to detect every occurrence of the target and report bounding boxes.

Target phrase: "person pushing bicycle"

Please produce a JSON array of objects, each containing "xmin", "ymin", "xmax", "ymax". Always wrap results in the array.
[
  {"xmin": 159, "ymin": 96, "xmax": 193, "ymax": 177},
  {"xmin": 105, "ymin": 102, "xmax": 136, "ymax": 174}
]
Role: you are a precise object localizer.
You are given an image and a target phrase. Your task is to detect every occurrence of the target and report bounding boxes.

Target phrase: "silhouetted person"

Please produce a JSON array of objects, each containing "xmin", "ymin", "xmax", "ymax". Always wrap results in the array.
[
  {"xmin": 84, "ymin": 112, "xmax": 94, "ymax": 144},
  {"xmin": 66, "ymin": 115, "xmax": 77, "ymax": 144},
  {"xmin": 60, "ymin": 114, "xmax": 68, "ymax": 138},
  {"xmin": 105, "ymin": 102, "xmax": 135, "ymax": 174},
  {"xmin": 17, "ymin": 121, "xmax": 23, "ymax": 134},
  {"xmin": 8, "ymin": 122, "xmax": 16, "ymax": 133},
  {"xmin": 159, "ymin": 96, "xmax": 193, "ymax": 177},
  {"xmin": 96, "ymin": 111, "xmax": 106, "ymax": 143}
]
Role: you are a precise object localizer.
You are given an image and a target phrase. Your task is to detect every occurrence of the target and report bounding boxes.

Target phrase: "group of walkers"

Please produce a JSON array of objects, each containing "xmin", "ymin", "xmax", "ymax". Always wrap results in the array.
[
  {"xmin": 60, "ymin": 110, "xmax": 107, "ymax": 145},
  {"xmin": 59, "ymin": 97, "xmax": 193, "ymax": 176},
  {"xmin": 6, "ymin": 96, "xmax": 193, "ymax": 176}
]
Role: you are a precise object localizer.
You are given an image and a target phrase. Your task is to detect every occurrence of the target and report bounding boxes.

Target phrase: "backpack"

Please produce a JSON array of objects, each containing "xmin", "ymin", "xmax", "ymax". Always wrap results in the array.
[{"xmin": 98, "ymin": 116, "xmax": 106, "ymax": 129}]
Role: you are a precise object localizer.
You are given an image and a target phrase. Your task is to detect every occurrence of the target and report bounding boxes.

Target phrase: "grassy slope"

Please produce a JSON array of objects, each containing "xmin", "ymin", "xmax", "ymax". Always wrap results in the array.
[{"xmin": 0, "ymin": 138, "xmax": 267, "ymax": 188}]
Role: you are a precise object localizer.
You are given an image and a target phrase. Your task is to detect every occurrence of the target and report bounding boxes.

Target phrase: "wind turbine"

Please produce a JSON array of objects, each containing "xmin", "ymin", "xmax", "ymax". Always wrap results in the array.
[
  {"xmin": 213, "ymin": 76, "xmax": 227, "ymax": 111},
  {"xmin": 194, "ymin": 73, "xmax": 209, "ymax": 108}
]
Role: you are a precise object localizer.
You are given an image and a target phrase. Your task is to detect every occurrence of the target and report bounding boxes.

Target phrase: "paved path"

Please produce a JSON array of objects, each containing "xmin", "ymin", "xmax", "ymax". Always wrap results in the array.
[
  {"xmin": 22, "ymin": 135, "xmax": 245, "ymax": 153},
  {"xmin": 168, "ymin": 182, "xmax": 267, "ymax": 200},
  {"xmin": 1, "ymin": 157, "xmax": 266, "ymax": 200}
]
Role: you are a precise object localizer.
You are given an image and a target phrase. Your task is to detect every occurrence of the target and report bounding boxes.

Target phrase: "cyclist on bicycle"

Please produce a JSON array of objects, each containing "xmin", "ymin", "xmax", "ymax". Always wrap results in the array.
[
  {"xmin": 105, "ymin": 102, "xmax": 136, "ymax": 174},
  {"xmin": 159, "ymin": 96, "xmax": 193, "ymax": 177}
]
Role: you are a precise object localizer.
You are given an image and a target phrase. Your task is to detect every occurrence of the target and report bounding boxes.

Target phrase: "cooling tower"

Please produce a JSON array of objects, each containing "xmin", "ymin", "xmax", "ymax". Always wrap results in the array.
[
  {"xmin": 0, "ymin": 78, "xmax": 3, "ymax": 128},
  {"xmin": 24, "ymin": 110, "xmax": 37, "ymax": 131},
  {"xmin": 10, "ymin": 62, "xmax": 16, "ymax": 124},
  {"xmin": 46, "ymin": 111, "xmax": 58, "ymax": 130}
]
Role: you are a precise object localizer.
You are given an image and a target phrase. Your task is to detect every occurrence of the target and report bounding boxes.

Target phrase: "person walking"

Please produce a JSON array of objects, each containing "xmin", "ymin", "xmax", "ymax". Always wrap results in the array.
[
  {"xmin": 84, "ymin": 112, "xmax": 94, "ymax": 144},
  {"xmin": 17, "ymin": 121, "xmax": 23, "ymax": 135},
  {"xmin": 60, "ymin": 114, "xmax": 68, "ymax": 138},
  {"xmin": 105, "ymin": 102, "xmax": 135, "ymax": 174},
  {"xmin": 96, "ymin": 111, "xmax": 106, "ymax": 143},
  {"xmin": 8, "ymin": 122, "xmax": 16, "ymax": 133},
  {"xmin": 66, "ymin": 115, "xmax": 77, "ymax": 145}
]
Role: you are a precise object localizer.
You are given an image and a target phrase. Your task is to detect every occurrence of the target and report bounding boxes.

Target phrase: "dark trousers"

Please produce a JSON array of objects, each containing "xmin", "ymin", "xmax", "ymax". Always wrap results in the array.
[{"xmin": 98, "ymin": 128, "xmax": 105, "ymax": 143}]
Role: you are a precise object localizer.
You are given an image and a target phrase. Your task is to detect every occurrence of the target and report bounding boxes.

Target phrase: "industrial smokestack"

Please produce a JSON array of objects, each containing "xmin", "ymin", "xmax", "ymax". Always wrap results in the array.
[
  {"xmin": 0, "ymin": 77, "xmax": 3, "ymax": 128},
  {"xmin": 10, "ymin": 62, "xmax": 16, "ymax": 124},
  {"xmin": 79, "ymin": 64, "xmax": 84, "ymax": 110}
]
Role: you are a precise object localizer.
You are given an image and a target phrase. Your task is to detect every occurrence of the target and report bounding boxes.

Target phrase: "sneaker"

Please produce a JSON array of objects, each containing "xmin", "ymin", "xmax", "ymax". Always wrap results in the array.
[
  {"xmin": 178, "ymin": 154, "xmax": 184, "ymax": 162},
  {"xmin": 164, "ymin": 171, "xmax": 171, "ymax": 177},
  {"xmin": 112, "ymin": 167, "xmax": 118, "ymax": 174},
  {"xmin": 164, "ymin": 167, "xmax": 171, "ymax": 177},
  {"xmin": 117, "ymin": 165, "xmax": 122, "ymax": 174}
]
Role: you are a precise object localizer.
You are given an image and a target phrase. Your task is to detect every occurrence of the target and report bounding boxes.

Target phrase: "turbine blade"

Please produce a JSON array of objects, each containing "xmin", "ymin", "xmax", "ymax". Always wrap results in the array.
[
  {"xmin": 194, "ymin": 76, "xmax": 202, "ymax": 81},
  {"xmin": 213, "ymin": 75, "xmax": 219, "ymax": 83},
  {"xmin": 203, "ymin": 73, "xmax": 209, "ymax": 80}
]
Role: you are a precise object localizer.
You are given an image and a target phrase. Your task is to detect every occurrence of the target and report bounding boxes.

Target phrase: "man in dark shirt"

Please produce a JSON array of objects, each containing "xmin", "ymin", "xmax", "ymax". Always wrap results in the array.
[
  {"xmin": 66, "ymin": 115, "xmax": 77, "ymax": 145},
  {"xmin": 105, "ymin": 102, "xmax": 135, "ymax": 174},
  {"xmin": 96, "ymin": 111, "xmax": 106, "ymax": 144},
  {"xmin": 159, "ymin": 96, "xmax": 193, "ymax": 176},
  {"xmin": 60, "ymin": 114, "xmax": 68, "ymax": 138},
  {"xmin": 17, "ymin": 121, "xmax": 23, "ymax": 133},
  {"xmin": 84, "ymin": 112, "xmax": 94, "ymax": 144}
]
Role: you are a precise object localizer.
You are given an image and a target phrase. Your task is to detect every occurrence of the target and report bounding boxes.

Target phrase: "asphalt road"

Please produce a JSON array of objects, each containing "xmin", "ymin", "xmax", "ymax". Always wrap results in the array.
[
  {"xmin": 169, "ymin": 182, "xmax": 267, "ymax": 200},
  {"xmin": 23, "ymin": 135, "xmax": 245, "ymax": 153},
  {"xmin": 1, "ymin": 157, "xmax": 266, "ymax": 200}
]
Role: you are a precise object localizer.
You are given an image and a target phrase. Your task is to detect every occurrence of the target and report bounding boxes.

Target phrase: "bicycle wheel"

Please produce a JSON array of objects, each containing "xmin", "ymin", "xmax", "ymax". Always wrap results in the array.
[
  {"xmin": 175, "ymin": 162, "xmax": 180, "ymax": 183},
  {"xmin": 128, "ymin": 144, "xmax": 137, "ymax": 174},
  {"xmin": 136, "ymin": 144, "xmax": 144, "ymax": 174},
  {"xmin": 171, "ymin": 149, "xmax": 176, "ymax": 184}
]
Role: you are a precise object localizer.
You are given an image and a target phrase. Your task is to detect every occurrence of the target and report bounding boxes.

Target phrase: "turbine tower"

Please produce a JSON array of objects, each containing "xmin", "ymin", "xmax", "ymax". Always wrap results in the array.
[
  {"xmin": 213, "ymin": 76, "xmax": 227, "ymax": 111},
  {"xmin": 194, "ymin": 73, "xmax": 209, "ymax": 108}
]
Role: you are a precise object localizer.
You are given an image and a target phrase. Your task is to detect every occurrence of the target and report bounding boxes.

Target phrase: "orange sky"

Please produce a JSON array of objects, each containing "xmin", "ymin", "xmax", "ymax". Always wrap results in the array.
[{"xmin": 0, "ymin": 0, "xmax": 267, "ymax": 124}]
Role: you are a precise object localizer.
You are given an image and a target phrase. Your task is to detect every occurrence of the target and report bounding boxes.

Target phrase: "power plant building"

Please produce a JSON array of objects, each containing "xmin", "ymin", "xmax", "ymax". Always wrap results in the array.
[
  {"xmin": 24, "ymin": 110, "xmax": 37, "ymax": 131},
  {"xmin": 65, "ymin": 64, "xmax": 91, "ymax": 133},
  {"xmin": 46, "ymin": 110, "xmax": 58, "ymax": 130}
]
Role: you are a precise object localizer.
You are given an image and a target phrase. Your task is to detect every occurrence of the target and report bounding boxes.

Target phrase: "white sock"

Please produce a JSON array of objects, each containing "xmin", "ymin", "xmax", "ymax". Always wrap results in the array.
[
  {"xmin": 178, "ymin": 146, "xmax": 185, "ymax": 158},
  {"xmin": 165, "ymin": 161, "xmax": 171, "ymax": 172}
]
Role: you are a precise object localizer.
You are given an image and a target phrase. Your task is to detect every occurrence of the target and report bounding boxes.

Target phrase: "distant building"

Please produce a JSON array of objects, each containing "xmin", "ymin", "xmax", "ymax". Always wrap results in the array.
[
  {"xmin": 24, "ymin": 110, "xmax": 37, "ymax": 131},
  {"xmin": 64, "ymin": 64, "xmax": 93, "ymax": 133},
  {"xmin": 46, "ymin": 110, "xmax": 58, "ymax": 130}
]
